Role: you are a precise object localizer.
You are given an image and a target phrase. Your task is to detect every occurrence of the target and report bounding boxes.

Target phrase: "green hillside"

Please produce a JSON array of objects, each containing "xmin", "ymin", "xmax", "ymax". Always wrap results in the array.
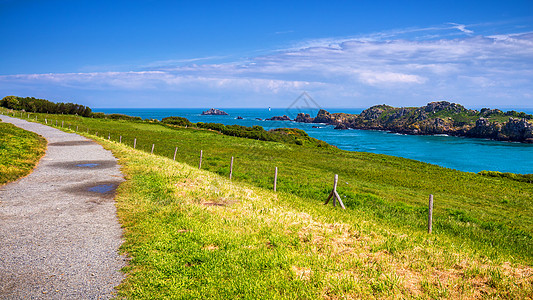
[{"xmin": 2, "ymin": 107, "xmax": 532, "ymax": 298}]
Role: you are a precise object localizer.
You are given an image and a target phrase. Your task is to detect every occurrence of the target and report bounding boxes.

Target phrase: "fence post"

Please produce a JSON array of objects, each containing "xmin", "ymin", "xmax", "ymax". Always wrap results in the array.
[
  {"xmin": 428, "ymin": 194, "xmax": 434, "ymax": 234},
  {"xmin": 62, "ymin": 121, "xmax": 64, "ymax": 127},
  {"xmin": 151, "ymin": 144, "xmax": 155, "ymax": 154},
  {"xmin": 229, "ymin": 156, "xmax": 234, "ymax": 180},
  {"xmin": 173, "ymin": 147, "xmax": 178, "ymax": 161},
  {"xmin": 119, "ymin": 136, "xmax": 122, "ymax": 143},
  {"xmin": 324, "ymin": 174, "xmax": 346, "ymax": 209},
  {"xmin": 199, "ymin": 150, "xmax": 203, "ymax": 169},
  {"xmin": 108, "ymin": 133, "xmax": 111, "ymax": 140},
  {"xmin": 134, "ymin": 138, "xmax": 137, "ymax": 149},
  {"xmin": 76, "ymin": 125, "xmax": 78, "ymax": 132},
  {"xmin": 274, "ymin": 167, "xmax": 278, "ymax": 192}
]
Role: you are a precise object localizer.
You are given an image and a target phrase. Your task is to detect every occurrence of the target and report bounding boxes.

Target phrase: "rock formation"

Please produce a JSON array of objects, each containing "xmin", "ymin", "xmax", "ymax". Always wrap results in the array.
[
  {"xmin": 292, "ymin": 101, "xmax": 533, "ymax": 143},
  {"xmin": 201, "ymin": 108, "xmax": 228, "ymax": 115}
]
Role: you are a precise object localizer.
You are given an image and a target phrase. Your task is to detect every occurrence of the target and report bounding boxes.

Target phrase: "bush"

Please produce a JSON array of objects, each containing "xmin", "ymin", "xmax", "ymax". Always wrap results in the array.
[
  {"xmin": 478, "ymin": 170, "xmax": 533, "ymax": 183},
  {"xmin": 162, "ymin": 116, "xmax": 193, "ymax": 127},
  {"xmin": 107, "ymin": 114, "xmax": 143, "ymax": 121}
]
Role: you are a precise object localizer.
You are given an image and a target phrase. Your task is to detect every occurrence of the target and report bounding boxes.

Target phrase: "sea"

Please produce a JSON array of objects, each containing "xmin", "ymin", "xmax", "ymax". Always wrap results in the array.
[{"xmin": 94, "ymin": 108, "xmax": 533, "ymax": 175}]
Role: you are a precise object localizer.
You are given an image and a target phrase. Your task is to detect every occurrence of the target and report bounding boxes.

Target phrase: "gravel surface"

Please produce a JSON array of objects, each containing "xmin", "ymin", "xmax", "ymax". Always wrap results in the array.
[{"xmin": 0, "ymin": 115, "xmax": 125, "ymax": 299}]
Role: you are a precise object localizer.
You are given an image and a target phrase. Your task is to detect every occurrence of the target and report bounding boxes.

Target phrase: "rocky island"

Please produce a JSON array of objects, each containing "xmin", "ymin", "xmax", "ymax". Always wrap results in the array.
[
  {"xmin": 201, "ymin": 108, "xmax": 228, "ymax": 115},
  {"xmin": 266, "ymin": 115, "xmax": 291, "ymax": 121},
  {"xmin": 294, "ymin": 101, "xmax": 533, "ymax": 143}
]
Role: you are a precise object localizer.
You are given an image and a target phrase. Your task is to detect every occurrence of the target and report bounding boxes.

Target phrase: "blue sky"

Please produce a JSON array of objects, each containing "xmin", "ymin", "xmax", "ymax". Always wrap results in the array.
[{"xmin": 1, "ymin": 0, "xmax": 533, "ymax": 109}]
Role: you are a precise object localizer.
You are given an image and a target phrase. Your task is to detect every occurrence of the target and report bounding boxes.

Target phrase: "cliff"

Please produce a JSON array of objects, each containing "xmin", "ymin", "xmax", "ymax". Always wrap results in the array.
[{"xmin": 294, "ymin": 101, "xmax": 533, "ymax": 143}]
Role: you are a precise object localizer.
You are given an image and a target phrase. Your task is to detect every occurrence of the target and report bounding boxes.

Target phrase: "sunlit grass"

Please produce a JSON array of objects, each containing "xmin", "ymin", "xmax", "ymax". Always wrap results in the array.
[
  {"xmin": 102, "ymin": 138, "xmax": 532, "ymax": 298},
  {"xmin": 0, "ymin": 117, "xmax": 46, "ymax": 185}
]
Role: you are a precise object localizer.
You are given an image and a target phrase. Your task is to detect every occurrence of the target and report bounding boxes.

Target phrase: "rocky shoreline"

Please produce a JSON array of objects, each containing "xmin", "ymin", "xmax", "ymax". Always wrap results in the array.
[{"xmin": 277, "ymin": 101, "xmax": 533, "ymax": 143}]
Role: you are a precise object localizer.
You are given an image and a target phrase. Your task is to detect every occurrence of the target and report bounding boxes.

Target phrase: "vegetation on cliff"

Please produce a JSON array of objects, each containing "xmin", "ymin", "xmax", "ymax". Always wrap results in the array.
[{"xmin": 296, "ymin": 101, "xmax": 533, "ymax": 143}]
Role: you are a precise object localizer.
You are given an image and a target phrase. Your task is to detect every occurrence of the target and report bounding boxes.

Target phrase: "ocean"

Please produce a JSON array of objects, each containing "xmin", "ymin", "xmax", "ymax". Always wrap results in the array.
[{"xmin": 94, "ymin": 108, "xmax": 533, "ymax": 174}]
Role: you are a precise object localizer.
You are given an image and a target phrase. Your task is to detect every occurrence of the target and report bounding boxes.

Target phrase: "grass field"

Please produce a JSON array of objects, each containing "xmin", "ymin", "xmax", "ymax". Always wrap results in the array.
[
  {"xmin": 2, "ymin": 108, "xmax": 532, "ymax": 298},
  {"xmin": 106, "ymin": 136, "xmax": 531, "ymax": 298},
  {"xmin": 0, "ymin": 118, "xmax": 46, "ymax": 186}
]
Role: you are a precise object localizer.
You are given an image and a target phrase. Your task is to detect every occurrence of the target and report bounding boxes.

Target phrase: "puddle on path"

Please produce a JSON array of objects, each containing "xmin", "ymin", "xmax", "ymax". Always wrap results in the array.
[
  {"xmin": 64, "ymin": 180, "xmax": 123, "ymax": 199},
  {"xmin": 50, "ymin": 160, "xmax": 116, "ymax": 170},
  {"xmin": 87, "ymin": 184, "xmax": 115, "ymax": 193},
  {"xmin": 49, "ymin": 140, "xmax": 93, "ymax": 146},
  {"xmin": 76, "ymin": 163, "xmax": 100, "ymax": 168}
]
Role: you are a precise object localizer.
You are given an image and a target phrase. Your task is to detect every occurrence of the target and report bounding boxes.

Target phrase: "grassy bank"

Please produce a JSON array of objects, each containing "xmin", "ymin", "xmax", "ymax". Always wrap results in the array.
[
  {"xmin": 0, "ymin": 119, "xmax": 46, "ymax": 186},
  {"xmin": 96, "ymin": 137, "xmax": 531, "ymax": 298}
]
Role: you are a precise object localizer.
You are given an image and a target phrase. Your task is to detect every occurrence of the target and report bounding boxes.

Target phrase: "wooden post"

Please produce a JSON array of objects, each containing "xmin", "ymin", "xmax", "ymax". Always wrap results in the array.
[
  {"xmin": 198, "ymin": 150, "xmax": 203, "ymax": 169},
  {"xmin": 56, "ymin": 120, "xmax": 57, "ymax": 126},
  {"xmin": 108, "ymin": 133, "xmax": 111, "ymax": 140},
  {"xmin": 151, "ymin": 144, "xmax": 155, "ymax": 154},
  {"xmin": 45, "ymin": 119, "xmax": 47, "ymax": 124},
  {"xmin": 87, "ymin": 128, "xmax": 89, "ymax": 133},
  {"xmin": 173, "ymin": 147, "xmax": 178, "ymax": 161},
  {"xmin": 61, "ymin": 121, "xmax": 64, "ymax": 127},
  {"xmin": 134, "ymin": 138, "xmax": 137, "ymax": 149},
  {"xmin": 119, "ymin": 136, "xmax": 122, "ymax": 143},
  {"xmin": 324, "ymin": 174, "xmax": 346, "ymax": 209},
  {"xmin": 428, "ymin": 194, "xmax": 434, "ymax": 234},
  {"xmin": 229, "ymin": 156, "xmax": 234, "ymax": 180},
  {"xmin": 274, "ymin": 167, "xmax": 278, "ymax": 192},
  {"xmin": 27, "ymin": 114, "xmax": 29, "ymax": 118},
  {"xmin": 76, "ymin": 125, "xmax": 78, "ymax": 132}
]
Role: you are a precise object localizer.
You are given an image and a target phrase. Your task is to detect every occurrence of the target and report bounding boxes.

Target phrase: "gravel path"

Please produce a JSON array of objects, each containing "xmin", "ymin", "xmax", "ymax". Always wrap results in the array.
[{"xmin": 0, "ymin": 115, "xmax": 125, "ymax": 299}]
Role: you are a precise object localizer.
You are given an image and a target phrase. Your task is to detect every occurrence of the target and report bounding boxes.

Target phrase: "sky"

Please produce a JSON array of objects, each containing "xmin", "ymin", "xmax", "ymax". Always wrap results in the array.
[{"xmin": 1, "ymin": 0, "xmax": 533, "ymax": 109}]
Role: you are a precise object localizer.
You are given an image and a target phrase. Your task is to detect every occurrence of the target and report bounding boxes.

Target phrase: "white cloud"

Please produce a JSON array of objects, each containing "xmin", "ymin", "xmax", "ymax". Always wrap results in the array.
[
  {"xmin": 359, "ymin": 71, "xmax": 427, "ymax": 85},
  {"xmin": 448, "ymin": 23, "xmax": 474, "ymax": 34},
  {"xmin": 2, "ymin": 24, "xmax": 533, "ymax": 107}
]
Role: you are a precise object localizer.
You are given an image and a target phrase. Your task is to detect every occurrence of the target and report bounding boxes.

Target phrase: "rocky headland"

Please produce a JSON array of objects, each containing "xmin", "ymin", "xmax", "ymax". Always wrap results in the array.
[
  {"xmin": 292, "ymin": 101, "xmax": 533, "ymax": 143},
  {"xmin": 202, "ymin": 108, "xmax": 228, "ymax": 115}
]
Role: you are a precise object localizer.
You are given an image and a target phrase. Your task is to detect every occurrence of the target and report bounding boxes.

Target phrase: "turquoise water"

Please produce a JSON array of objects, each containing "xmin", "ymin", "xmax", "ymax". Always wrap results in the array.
[{"xmin": 95, "ymin": 108, "xmax": 533, "ymax": 174}]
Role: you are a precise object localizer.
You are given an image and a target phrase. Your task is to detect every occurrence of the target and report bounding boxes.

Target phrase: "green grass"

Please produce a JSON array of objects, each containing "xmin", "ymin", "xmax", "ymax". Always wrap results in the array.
[
  {"xmin": 2, "ymin": 107, "xmax": 532, "ymax": 297},
  {"xmin": 0, "ymin": 119, "xmax": 46, "ymax": 185},
  {"xmin": 106, "ymin": 137, "xmax": 532, "ymax": 298},
  {"xmin": 3, "ymin": 108, "xmax": 531, "ymax": 266}
]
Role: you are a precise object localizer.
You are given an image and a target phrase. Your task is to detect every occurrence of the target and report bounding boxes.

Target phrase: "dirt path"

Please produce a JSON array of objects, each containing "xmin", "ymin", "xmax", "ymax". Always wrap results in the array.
[{"xmin": 0, "ymin": 115, "xmax": 125, "ymax": 299}]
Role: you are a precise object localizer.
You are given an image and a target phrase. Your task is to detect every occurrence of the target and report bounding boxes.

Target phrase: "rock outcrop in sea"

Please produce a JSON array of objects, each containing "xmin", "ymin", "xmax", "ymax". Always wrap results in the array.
[
  {"xmin": 266, "ymin": 115, "xmax": 291, "ymax": 121},
  {"xmin": 202, "ymin": 108, "xmax": 228, "ymax": 115}
]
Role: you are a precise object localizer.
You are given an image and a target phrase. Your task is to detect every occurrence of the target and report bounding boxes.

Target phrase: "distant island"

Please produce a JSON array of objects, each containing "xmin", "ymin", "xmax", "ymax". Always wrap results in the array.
[
  {"xmin": 274, "ymin": 101, "xmax": 533, "ymax": 143},
  {"xmin": 202, "ymin": 108, "xmax": 228, "ymax": 115}
]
